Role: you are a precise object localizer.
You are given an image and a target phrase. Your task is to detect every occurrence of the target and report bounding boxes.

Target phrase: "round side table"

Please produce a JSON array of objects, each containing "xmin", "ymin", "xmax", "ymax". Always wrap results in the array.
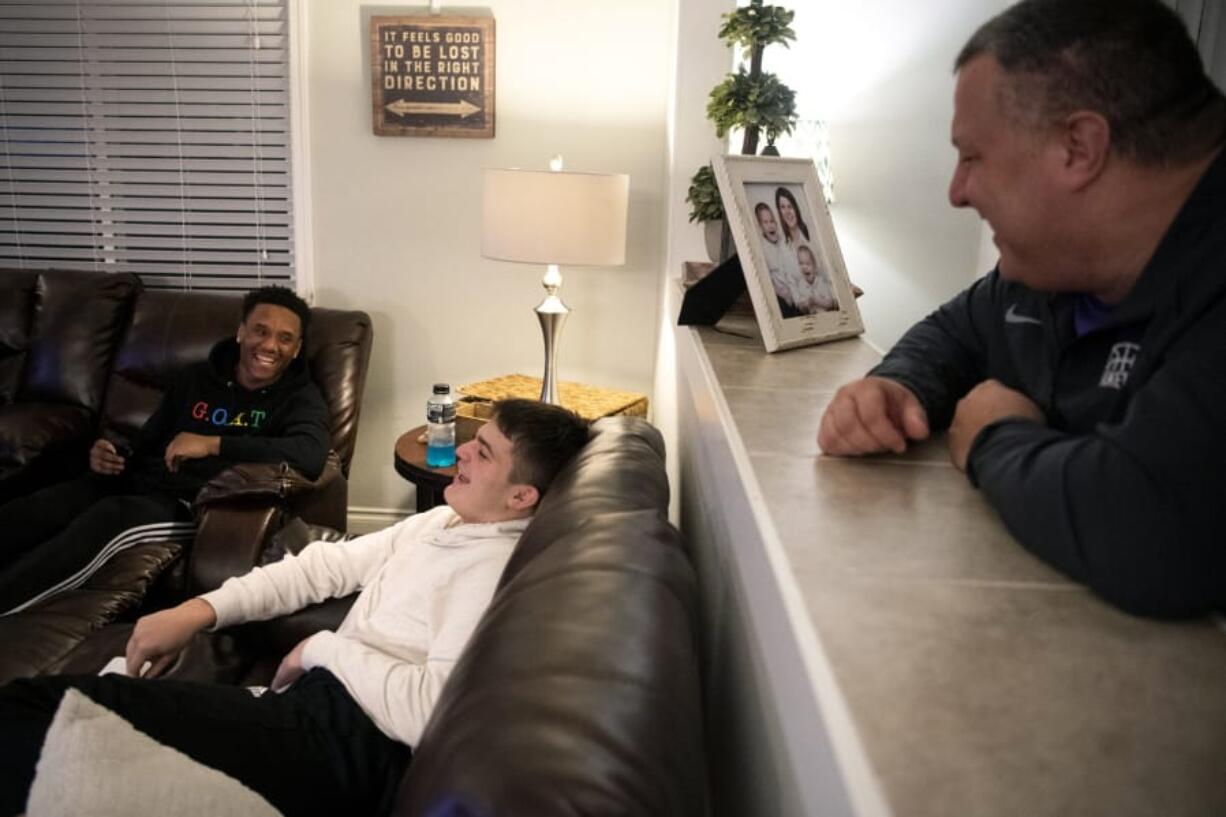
[{"xmin": 394, "ymin": 425, "xmax": 456, "ymax": 512}]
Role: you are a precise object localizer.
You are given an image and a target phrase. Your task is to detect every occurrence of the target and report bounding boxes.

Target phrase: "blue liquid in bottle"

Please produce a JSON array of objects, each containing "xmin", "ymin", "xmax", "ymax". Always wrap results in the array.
[{"xmin": 426, "ymin": 439, "xmax": 456, "ymax": 467}]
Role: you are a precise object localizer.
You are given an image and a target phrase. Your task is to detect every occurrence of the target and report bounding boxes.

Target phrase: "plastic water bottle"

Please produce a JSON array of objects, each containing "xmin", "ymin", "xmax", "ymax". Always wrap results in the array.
[{"xmin": 426, "ymin": 383, "xmax": 456, "ymax": 467}]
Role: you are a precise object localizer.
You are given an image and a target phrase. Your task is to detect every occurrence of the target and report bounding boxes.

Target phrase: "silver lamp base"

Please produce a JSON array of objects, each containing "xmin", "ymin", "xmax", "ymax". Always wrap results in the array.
[{"xmin": 535, "ymin": 293, "xmax": 569, "ymax": 404}]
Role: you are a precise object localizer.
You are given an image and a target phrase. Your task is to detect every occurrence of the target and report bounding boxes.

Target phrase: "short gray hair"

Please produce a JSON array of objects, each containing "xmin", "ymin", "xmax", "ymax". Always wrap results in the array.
[{"xmin": 956, "ymin": 0, "xmax": 1226, "ymax": 166}]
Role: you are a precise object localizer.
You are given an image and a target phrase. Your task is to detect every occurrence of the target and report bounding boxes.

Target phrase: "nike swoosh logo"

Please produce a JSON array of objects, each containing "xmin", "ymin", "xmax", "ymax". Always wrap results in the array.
[{"xmin": 1005, "ymin": 304, "xmax": 1043, "ymax": 326}]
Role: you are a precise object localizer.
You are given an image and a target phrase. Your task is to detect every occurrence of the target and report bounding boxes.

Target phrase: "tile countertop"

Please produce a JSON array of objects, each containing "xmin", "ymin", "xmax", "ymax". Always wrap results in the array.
[{"xmin": 693, "ymin": 324, "xmax": 1226, "ymax": 817}]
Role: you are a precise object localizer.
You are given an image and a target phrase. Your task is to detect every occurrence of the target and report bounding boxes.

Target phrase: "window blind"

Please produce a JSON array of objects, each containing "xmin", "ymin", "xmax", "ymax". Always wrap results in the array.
[{"xmin": 0, "ymin": 0, "xmax": 294, "ymax": 292}]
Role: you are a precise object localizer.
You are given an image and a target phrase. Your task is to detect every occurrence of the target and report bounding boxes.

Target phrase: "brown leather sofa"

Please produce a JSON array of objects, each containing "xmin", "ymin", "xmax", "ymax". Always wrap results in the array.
[
  {"xmin": 0, "ymin": 270, "xmax": 374, "ymax": 682},
  {"xmin": 58, "ymin": 417, "xmax": 709, "ymax": 816}
]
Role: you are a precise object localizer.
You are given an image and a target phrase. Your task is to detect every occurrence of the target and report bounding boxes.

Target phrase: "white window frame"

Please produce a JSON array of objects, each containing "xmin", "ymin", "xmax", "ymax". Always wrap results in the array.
[{"xmin": 287, "ymin": 0, "xmax": 313, "ymax": 301}]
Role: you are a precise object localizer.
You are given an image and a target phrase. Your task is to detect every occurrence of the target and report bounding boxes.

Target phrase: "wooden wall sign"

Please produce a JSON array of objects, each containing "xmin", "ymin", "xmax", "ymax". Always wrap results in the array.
[{"xmin": 370, "ymin": 14, "xmax": 495, "ymax": 138}]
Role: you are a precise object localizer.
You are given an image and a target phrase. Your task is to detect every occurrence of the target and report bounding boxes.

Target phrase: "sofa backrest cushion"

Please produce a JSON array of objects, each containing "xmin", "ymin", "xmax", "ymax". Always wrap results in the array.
[
  {"xmin": 101, "ymin": 289, "xmax": 373, "ymax": 474},
  {"xmin": 0, "ymin": 270, "xmax": 39, "ymax": 404},
  {"xmin": 100, "ymin": 289, "xmax": 241, "ymax": 441},
  {"xmin": 17, "ymin": 269, "xmax": 140, "ymax": 410},
  {"xmin": 497, "ymin": 416, "xmax": 670, "ymax": 589},
  {"xmin": 302, "ymin": 308, "xmax": 373, "ymax": 476}
]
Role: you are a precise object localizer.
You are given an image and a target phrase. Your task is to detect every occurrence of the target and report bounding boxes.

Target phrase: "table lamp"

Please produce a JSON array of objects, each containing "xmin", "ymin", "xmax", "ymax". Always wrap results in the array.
[{"xmin": 481, "ymin": 157, "xmax": 629, "ymax": 404}]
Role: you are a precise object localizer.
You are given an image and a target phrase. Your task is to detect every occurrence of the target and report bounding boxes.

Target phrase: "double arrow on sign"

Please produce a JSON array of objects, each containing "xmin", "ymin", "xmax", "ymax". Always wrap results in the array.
[{"xmin": 385, "ymin": 99, "xmax": 482, "ymax": 118}]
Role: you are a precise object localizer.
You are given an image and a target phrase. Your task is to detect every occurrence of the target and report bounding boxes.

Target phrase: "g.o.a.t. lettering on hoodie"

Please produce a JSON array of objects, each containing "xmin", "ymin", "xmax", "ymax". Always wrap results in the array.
[{"xmin": 192, "ymin": 401, "xmax": 267, "ymax": 429}]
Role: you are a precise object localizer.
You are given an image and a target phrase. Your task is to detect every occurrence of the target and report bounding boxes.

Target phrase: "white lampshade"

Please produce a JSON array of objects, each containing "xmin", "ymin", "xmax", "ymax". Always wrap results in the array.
[{"xmin": 482, "ymin": 168, "xmax": 629, "ymax": 266}]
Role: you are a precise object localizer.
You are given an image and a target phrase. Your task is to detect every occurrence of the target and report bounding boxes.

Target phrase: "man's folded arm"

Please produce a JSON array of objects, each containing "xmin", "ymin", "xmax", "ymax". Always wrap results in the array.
[{"xmin": 967, "ymin": 347, "xmax": 1226, "ymax": 617}]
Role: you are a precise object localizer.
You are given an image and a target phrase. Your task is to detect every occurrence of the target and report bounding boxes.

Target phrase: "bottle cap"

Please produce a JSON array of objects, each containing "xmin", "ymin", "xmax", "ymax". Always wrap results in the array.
[{"xmin": 432, "ymin": 383, "xmax": 450, "ymax": 394}]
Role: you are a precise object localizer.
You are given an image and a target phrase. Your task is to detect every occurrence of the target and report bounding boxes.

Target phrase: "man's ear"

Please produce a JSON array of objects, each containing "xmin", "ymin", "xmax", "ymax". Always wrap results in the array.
[
  {"xmin": 1059, "ymin": 110, "xmax": 1111, "ymax": 190},
  {"xmin": 506, "ymin": 484, "xmax": 540, "ymax": 513}
]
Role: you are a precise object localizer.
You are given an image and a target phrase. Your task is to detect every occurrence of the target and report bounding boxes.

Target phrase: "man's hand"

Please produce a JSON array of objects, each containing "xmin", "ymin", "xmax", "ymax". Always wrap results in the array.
[
  {"xmin": 271, "ymin": 636, "xmax": 313, "ymax": 692},
  {"xmin": 125, "ymin": 598, "xmax": 217, "ymax": 678},
  {"xmin": 948, "ymin": 379, "xmax": 1046, "ymax": 471},
  {"xmin": 818, "ymin": 376, "xmax": 930, "ymax": 456},
  {"xmin": 89, "ymin": 438, "xmax": 127, "ymax": 476},
  {"xmin": 164, "ymin": 432, "xmax": 220, "ymax": 473}
]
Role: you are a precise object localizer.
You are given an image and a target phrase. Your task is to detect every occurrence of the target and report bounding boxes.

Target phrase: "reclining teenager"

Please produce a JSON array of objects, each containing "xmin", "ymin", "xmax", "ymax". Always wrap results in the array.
[
  {"xmin": 0, "ymin": 398, "xmax": 590, "ymax": 817},
  {"xmin": 0, "ymin": 285, "xmax": 331, "ymax": 615}
]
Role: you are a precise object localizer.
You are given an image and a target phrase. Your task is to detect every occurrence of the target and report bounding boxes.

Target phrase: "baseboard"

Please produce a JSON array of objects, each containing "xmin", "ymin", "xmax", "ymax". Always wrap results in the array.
[{"xmin": 346, "ymin": 506, "xmax": 412, "ymax": 535}]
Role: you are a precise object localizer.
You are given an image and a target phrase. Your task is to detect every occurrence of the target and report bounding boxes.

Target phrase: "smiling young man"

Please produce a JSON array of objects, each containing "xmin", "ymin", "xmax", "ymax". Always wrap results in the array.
[
  {"xmin": 0, "ymin": 285, "xmax": 330, "ymax": 615},
  {"xmin": 816, "ymin": 0, "xmax": 1226, "ymax": 617},
  {"xmin": 0, "ymin": 398, "xmax": 589, "ymax": 817}
]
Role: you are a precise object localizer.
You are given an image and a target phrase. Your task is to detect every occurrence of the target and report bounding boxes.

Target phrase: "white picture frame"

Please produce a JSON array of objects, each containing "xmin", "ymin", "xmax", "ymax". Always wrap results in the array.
[{"xmin": 713, "ymin": 155, "xmax": 864, "ymax": 352}]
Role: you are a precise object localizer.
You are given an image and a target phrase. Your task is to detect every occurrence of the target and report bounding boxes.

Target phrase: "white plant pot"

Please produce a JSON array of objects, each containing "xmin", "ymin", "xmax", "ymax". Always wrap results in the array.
[{"xmin": 703, "ymin": 220, "xmax": 726, "ymax": 262}]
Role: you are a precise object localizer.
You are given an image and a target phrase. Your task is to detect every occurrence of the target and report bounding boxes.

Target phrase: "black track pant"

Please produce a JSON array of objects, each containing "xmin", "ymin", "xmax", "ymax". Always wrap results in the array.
[
  {"xmin": 0, "ymin": 474, "xmax": 195, "ymax": 615},
  {"xmin": 0, "ymin": 669, "xmax": 410, "ymax": 817}
]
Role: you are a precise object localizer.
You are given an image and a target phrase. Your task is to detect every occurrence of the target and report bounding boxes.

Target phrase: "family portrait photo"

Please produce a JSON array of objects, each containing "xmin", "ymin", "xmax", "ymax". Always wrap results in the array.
[
  {"xmin": 713, "ymin": 155, "xmax": 863, "ymax": 352},
  {"xmin": 747, "ymin": 183, "xmax": 838, "ymax": 318}
]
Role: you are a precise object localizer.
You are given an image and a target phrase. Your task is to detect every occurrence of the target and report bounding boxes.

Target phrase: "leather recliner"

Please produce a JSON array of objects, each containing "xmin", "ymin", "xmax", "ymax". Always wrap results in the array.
[{"xmin": 0, "ymin": 274, "xmax": 373, "ymax": 683}]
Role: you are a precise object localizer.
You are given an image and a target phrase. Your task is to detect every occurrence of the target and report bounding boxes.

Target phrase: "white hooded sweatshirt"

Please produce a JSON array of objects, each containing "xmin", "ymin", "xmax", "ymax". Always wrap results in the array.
[{"xmin": 202, "ymin": 506, "xmax": 526, "ymax": 747}]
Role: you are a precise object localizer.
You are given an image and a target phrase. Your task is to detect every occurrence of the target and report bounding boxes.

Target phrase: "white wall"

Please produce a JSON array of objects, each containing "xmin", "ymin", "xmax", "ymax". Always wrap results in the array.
[
  {"xmin": 780, "ymin": 0, "xmax": 1010, "ymax": 350},
  {"xmin": 663, "ymin": 0, "xmax": 733, "ymax": 277},
  {"xmin": 304, "ymin": 1, "xmax": 674, "ymax": 517},
  {"xmin": 655, "ymin": 0, "xmax": 735, "ymax": 522}
]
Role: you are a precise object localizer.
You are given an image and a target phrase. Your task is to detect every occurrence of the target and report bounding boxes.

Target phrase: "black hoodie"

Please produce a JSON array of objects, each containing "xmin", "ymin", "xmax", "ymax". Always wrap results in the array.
[
  {"xmin": 870, "ymin": 147, "xmax": 1226, "ymax": 618},
  {"xmin": 125, "ymin": 338, "xmax": 331, "ymax": 501}
]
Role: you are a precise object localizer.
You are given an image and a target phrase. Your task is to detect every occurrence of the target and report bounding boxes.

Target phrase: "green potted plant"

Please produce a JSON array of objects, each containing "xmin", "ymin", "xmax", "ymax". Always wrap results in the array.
[
  {"xmin": 688, "ymin": 0, "xmax": 799, "ymax": 259},
  {"xmin": 711, "ymin": 0, "xmax": 797, "ymax": 155},
  {"xmin": 686, "ymin": 163, "xmax": 725, "ymax": 223},
  {"xmin": 686, "ymin": 163, "xmax": 729, "ymax": 260}
]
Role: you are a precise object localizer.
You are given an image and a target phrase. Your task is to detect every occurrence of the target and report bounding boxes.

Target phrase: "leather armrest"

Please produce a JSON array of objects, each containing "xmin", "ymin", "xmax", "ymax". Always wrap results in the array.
[
  {"xmin": 193, "ymin": 451, "xmax": 348, "ymax": 531},
  {"xmin": 192, "ymin": 451, "xmax": 343, "ymax": 507},
  {"xmin": 185, "ymin": 453, "xmax": 348, "ymax": 596},
  {"xmin": 0, "ymin": 402, "xmax": 93, "ymax": 469},
  {"xmin": 0, "ymin": 537, "xmax": 184, "ymax": 684},
  {"xmin": 215, "ymin": 517, "xmax": 356, "ymax": 683},
  {"xmin": 228, "ymin": 594, "xmax": 358, "ymax": 683},
  {"xmin": 187, "ymin": 499, "xmax": 283, "ymax": 596}
]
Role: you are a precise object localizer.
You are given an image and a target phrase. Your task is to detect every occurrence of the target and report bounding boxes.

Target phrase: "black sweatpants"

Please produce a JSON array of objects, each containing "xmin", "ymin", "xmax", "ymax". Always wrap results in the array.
[
  {"xmin": 0, "ymin": 473, "xmax": 195, "ymax": 614},
  {"xmin": 0, "ymin": 669, "xmax": 410, "ymax": 817}
]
